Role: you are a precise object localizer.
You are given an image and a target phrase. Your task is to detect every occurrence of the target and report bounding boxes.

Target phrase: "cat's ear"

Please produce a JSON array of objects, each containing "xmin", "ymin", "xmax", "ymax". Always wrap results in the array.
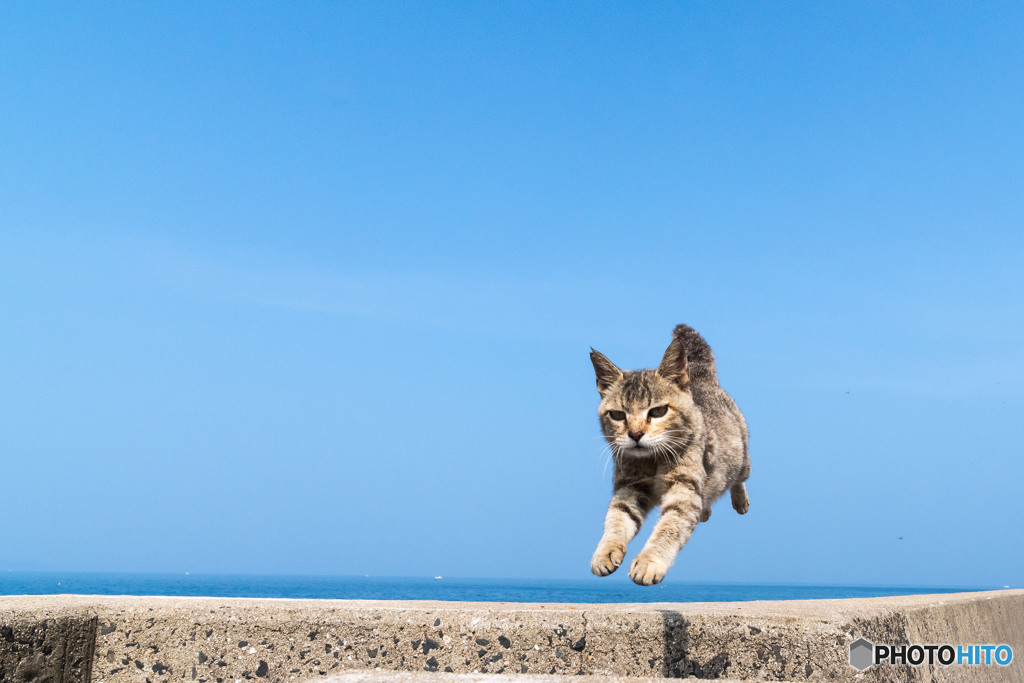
[
  {"xmin": 657, "ymin": 337, "xmax": 690, "ymax": 388},
  {"xmin": 590, "ymin": 349, "xmax": 623, "ymax": 396}
]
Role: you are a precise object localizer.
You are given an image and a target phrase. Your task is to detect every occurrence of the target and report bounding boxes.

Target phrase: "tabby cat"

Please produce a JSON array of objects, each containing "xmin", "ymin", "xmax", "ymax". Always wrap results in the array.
[{"xmin": 589, "ymin": 325, "xmax": 750, "ymax": 585}]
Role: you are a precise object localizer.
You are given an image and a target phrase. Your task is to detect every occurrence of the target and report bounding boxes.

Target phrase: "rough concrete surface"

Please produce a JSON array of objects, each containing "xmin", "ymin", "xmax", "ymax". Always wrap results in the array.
[
  {"xmin": 317, "ymin": 673, "xmax": 753, "ymax": 683},
  {"xmin": 1, "ymin": 590, "xmax": 1021, "ymax": 683},
  {"xmin": 317, "ymin": 672, "xmax": 753, "ymax": 683},
  {"xmin": 0, "ymin": 609, "xmax": 96, "ymax": 683}
]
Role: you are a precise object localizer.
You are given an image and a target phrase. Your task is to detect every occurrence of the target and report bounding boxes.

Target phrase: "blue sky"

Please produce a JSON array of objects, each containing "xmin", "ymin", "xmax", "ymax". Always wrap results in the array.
[{"xmin": 2, "ymin": 3, "xmax": 1021, "ymax": 588}]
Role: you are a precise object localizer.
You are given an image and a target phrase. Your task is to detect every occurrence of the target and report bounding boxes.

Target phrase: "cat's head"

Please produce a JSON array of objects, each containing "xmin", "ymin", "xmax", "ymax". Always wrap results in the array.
[{"xmin": 590, "ymin": 336, "xmax": 696, "ymax": 456}]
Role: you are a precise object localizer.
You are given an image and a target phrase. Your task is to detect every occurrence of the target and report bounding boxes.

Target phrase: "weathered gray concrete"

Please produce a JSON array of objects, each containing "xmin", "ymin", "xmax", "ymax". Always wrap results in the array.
[
  {"xmin": 1, "ymin": 590, "xmax": 1021, "ymax": 683},
  {"xmin": 318, "ymin": 673, "xmax": 752, "ymax": 683},
  {"xmin": 318, "ymin": 673, "xmax": 754, "ymax": 683},
  {"xmin": 0, "ymin": 608, "xmax": 96, "ymax": 683}
]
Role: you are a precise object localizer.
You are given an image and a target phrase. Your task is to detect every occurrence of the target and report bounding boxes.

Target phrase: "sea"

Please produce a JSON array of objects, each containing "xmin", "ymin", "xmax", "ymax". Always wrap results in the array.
[{"xmin": 0, "ymin": 572, "xmax": 993, "ymax": 603}]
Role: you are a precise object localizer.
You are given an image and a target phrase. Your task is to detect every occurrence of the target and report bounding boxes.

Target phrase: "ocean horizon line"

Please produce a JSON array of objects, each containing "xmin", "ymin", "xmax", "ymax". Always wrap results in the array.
[
  {"xmin": 0, "ymin": 569, "xmax": 994, "ymax": 591},
  {"xmin": 0, "ymin": 570, "xmax": 1002, "ymax": 604}
]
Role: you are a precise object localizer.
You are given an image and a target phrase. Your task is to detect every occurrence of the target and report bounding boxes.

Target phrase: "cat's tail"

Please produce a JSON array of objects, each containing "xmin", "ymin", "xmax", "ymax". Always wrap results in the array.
[{"xmin": 673, "ymin": 324, "xmax": 719, "ymax": 385}]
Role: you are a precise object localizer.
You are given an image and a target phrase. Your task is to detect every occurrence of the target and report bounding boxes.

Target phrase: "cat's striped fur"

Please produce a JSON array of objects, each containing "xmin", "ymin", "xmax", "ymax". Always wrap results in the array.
[{"xmin": 589, "ymin": 325, "xmax": 750, "ymax": 586}]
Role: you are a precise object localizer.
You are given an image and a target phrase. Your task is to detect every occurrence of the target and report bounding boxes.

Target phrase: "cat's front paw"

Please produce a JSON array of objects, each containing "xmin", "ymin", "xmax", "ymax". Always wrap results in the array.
[
  {"xmin": 629, "ymin": 553, "xmax": 670, "ymax": 586},
  {"xmin": 590, "ymin": 541, "xmax": 626, "ymax": 576}
]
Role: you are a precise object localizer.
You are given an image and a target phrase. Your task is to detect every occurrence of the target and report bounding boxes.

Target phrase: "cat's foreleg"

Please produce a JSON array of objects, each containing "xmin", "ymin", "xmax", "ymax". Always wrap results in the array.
[
  {"xmin": 590, "ymin": 483, "xmax": 652, "ymax": 576},
  {"xmin": 629, "ymin": 469, "xmax": 703, "ymax": 586}
]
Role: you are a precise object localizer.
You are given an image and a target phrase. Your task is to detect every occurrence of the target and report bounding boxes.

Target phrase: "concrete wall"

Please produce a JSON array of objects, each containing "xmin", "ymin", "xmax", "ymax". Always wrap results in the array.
[{"xmin": 1, "ymin": 590, "xmax": 1021, "ymax": 683}]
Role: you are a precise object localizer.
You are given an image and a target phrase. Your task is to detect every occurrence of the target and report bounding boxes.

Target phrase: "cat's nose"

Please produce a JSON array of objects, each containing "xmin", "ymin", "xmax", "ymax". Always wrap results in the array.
[{"xmin": 628, "ymin": 430, "xmax": 645, "ymax": 443}]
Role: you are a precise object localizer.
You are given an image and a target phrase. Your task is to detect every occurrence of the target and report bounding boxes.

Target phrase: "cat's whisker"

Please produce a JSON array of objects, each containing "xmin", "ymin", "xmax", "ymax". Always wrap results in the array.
[
  {"xmin": 651, "ymin": 439, "xmax": 685, "ymax": 464},
  {"xmin": 598, "ymin": 444, "xmax": 618, "ymax": 478}
]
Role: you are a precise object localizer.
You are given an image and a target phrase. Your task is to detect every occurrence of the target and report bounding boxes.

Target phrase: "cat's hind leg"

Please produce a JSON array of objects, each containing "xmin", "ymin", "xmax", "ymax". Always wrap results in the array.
[{"xmin": 730, "ymin": 483, "xmax": 749, "ymax": 515}]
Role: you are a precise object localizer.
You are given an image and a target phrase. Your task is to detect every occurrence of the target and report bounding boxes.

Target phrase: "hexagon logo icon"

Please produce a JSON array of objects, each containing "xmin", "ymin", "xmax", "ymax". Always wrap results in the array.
[{"xmin": 849, "ymin": 637, "xmax": 875, "ymax": 671}]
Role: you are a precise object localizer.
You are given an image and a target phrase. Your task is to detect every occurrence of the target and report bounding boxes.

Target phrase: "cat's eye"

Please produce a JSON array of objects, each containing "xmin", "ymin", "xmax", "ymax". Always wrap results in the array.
[
  {"xmin": 608, "ymin": 410, "xmax": 626, "ymax": 421},
  {"xmin": 648, "ymin": 405, "xmax": 669, "ymax": 419}
]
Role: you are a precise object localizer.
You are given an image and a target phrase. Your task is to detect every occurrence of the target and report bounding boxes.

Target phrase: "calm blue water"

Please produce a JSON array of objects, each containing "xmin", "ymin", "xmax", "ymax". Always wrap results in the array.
[{"xmin": 0, "ymin": 572, "xmax": 989, "ymax": 603}]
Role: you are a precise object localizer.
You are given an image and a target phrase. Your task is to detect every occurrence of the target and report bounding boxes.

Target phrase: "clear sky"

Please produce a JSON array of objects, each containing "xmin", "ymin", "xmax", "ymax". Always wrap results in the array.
[{"xmin": 2, "ymin": 3, "xmax": 1021, "ymax": 589}]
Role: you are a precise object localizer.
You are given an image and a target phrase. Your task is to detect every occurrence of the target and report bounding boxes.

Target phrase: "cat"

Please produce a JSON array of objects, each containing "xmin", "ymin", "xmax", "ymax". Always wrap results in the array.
[{"xmin": 589, "ymin": 324, "xmax": 750, "ymax": 586}]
